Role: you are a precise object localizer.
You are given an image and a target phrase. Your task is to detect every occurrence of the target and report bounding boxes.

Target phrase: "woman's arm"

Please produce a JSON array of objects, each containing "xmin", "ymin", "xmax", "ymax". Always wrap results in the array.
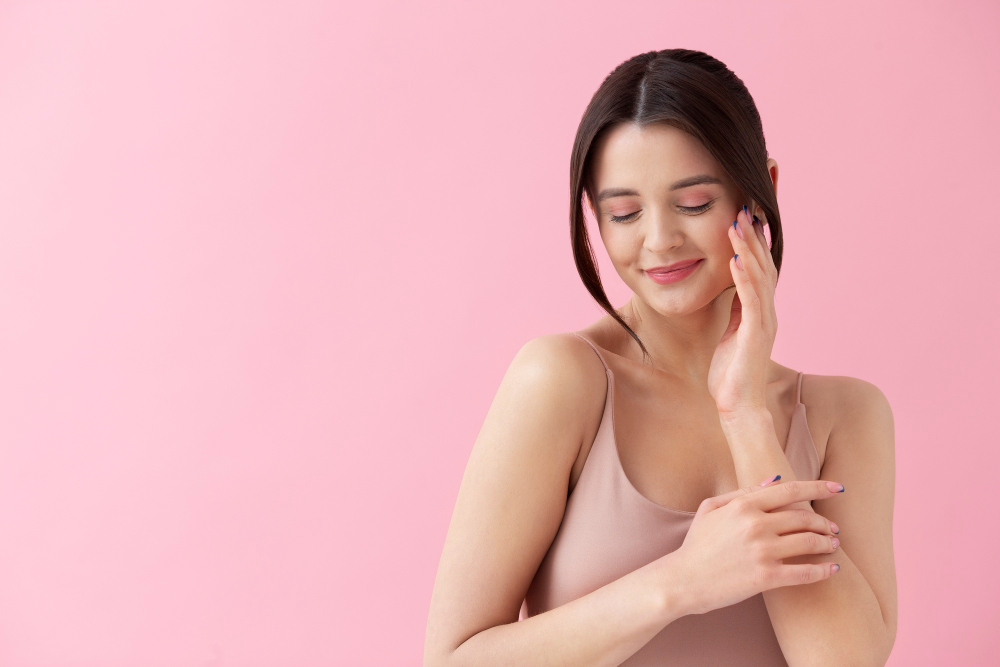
[
  {"xmin": 719, "ymin": 376, "xmax": 897, "ymax": 666},
  {"xmin": 423, "ymin": 334, "xmax": 691, "ymax": 667}
]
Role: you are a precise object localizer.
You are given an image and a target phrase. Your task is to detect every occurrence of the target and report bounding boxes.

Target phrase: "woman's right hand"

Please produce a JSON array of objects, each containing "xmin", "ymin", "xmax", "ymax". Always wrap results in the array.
[{"xmin": 668, "ymin": 477, "xmax": 845, "ymax": 616}]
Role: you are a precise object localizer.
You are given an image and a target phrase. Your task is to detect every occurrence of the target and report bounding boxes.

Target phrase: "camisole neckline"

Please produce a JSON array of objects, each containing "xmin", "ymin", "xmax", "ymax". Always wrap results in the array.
[{"xmin": 571, "ymin": 332, "xmax": 818, "ymax": 516}]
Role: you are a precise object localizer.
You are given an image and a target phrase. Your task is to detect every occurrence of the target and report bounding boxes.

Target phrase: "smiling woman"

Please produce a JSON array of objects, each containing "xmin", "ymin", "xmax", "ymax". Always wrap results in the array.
[{"xmin": 425, "ymin": 48, "xmax": 896, "ymax": 667}]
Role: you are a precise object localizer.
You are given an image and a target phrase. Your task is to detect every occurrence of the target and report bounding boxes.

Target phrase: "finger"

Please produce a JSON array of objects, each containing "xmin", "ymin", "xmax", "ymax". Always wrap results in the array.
[
  {"xmin": 765, "ymin": 507, "xmax": 838, "ymax": 536},
  {"xmin": 698, "ymin": 484, "xmax": 756, "ymax": 512},
  {"xmin": 699, "ymin": 473, "xmax": 786, "ymax": 513},
  {"xmin": 749, "ymin": 207, "xmax": 778, "ymax": 286},
  {"xmin": 760, "ymin": 474, "xmax": 782, "ymax": 487},
  {"xmin": 744, "ymin": 479, "xmax": 845, "ymax": 513},
  {"xmin": 729, "ymin": 247, "xmax": 762, "ymax": 330},
  {"xmin": 739, "ymin": 204, "xmax": 771, "ymax": 282},
  {"xmin": 732, "ymin": 210, "xmax": 777, "ymax": 333},
  {"xmin": 769, "ymin": 562, "xmax": 840, "ymax": 588},
  {"xmin": 770, "ymin": 530, "xmax": 840, "ymax": 560}
]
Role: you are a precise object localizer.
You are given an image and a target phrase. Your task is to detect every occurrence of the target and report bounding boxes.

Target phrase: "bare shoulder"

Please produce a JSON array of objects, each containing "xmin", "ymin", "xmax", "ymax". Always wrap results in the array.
[
  {"xmin": 509, "ymin": 333, "xmax": 608, "ymax": 400},
  {"xmin": 796, "ymin": 373, "xmax": 894, "ymax": 464},
  {"xmin": 809, "ymin": 374, "xmax": 893, "ymax": 431},
  {"xmin": 802, "ymin": 373, "xmax": 895, "ymax": 474}
]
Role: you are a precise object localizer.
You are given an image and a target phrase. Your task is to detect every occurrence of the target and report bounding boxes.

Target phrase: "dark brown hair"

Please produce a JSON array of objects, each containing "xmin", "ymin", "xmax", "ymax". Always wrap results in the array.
[{"xmin": 570, "ymin": 48, "xmax": 781, "ymax": 362}]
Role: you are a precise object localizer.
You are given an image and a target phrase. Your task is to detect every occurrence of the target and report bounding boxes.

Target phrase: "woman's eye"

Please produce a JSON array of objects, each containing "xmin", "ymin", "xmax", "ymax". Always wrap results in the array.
[
  {"xmin": 609, "ymin": 211, "xmax": 639, "ymax": 223},
  {"xmin": 680, "ymin": 202, "xmax": 713, "ymax": 214}
]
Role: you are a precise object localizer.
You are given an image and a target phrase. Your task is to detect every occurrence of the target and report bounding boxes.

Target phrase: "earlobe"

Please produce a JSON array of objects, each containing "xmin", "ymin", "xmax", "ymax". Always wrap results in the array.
[
  {"xmin": 582, "ymin": 191, "xmax": 599, "ymax": 220},
  {"xmin": 766, "ymin": 158, "xmax": 779, "ymax": 198}
]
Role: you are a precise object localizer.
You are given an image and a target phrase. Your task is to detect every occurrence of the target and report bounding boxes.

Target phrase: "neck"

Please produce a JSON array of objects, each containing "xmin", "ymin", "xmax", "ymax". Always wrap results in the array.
[{"xmin": 620, "ymin": 289, "xmax": 737, "ymax": 386}]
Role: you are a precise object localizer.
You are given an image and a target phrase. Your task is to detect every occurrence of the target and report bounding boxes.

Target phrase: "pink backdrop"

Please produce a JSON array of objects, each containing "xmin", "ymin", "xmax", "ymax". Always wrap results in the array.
[{"xmin": 0, "ymin": 1, "xmax": 997, "ymax": 664}]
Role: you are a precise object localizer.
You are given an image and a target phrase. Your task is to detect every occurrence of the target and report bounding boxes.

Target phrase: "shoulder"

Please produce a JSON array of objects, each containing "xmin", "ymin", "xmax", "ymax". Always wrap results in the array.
[
  {"xmin": 506, "ymin": 333, "xmax": 609, "ymax": 409},
  {"xmin": 814, "ymin": 375, "xmax": 893, "ymax": 429},
  {"xmin": 804, "ymin": 373, "xmax": 895, "ymax": 465},
  {"xmin": 483, "ymin": 333, "xmax": 609, "ymax": 476}
]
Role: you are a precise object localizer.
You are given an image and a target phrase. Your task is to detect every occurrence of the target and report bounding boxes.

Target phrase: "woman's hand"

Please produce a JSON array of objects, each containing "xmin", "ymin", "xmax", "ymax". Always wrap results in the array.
[
  {"xmin": 667, "ymin": 476, "xmax": 845, "ymax": 616},
  {"xmin": 708, "ymin": 204, "xmax": 778, "ymax": 416}
]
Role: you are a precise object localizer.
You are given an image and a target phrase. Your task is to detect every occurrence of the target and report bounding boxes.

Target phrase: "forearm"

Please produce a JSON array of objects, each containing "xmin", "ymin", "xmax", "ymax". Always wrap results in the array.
[
  {"xmin": 437, "ymin": 552, "xmax": 690, "ymax": 667},
  {"xmin": 720, "ymin": 409, "xmax": 893, "ymax": 666}
]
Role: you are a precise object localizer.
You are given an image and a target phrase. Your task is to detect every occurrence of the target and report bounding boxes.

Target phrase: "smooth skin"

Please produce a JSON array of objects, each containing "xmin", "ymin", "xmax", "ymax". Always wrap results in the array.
[{"xmin": 424, "ymin": 122, "xmax": 897, "ymax": 666}]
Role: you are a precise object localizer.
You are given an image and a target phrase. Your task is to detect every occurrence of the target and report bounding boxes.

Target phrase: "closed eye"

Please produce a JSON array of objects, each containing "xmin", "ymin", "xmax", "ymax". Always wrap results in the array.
[
  {"xmin": 608, "ymin": 201, "xmax": 714, "ymax": 223},
  {"xmin": 609, "ymin": 211, "xmax": 639, "ymax": 223},
  {"xmin": 680, "ymin": 202, "xmax": 713, "ymax": 215}
]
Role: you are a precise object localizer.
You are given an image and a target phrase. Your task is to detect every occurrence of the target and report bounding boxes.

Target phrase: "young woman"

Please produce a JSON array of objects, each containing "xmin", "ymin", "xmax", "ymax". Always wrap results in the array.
[{"xmin": 424, "ymin": 49, "xmax": 897, "ymax": 666}]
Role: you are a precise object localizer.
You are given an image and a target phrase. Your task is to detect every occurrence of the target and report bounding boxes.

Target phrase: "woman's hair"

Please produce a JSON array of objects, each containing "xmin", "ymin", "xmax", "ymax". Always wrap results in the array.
[{"xmin": 570, "ymin": 48, "xmax": 781, "ymax": 362}]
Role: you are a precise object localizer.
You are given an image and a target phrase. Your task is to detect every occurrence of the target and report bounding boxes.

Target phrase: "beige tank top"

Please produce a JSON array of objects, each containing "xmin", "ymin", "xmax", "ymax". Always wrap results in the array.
[{"xmin": 522, "ymin": 332, "xmax": 822, "ymax": 665}]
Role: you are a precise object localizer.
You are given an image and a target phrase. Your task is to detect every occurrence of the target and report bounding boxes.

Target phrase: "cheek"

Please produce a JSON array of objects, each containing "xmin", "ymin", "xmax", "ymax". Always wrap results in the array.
[{"xmin": 599, "ymin": 225, "xmax": 640, "ymax": 263}]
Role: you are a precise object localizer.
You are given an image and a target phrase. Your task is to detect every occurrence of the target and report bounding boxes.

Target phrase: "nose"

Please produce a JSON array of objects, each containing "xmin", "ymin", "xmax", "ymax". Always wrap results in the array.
[{"xmin": 642, "ymin": 210, "xmax": 685, "ymax": 254}]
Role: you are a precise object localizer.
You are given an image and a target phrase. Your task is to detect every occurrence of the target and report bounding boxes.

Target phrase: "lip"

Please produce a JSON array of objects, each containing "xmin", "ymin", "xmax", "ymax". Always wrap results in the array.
[{"xmin": 645, "ymin": 258, "xmax": 703, "ymax": 284}]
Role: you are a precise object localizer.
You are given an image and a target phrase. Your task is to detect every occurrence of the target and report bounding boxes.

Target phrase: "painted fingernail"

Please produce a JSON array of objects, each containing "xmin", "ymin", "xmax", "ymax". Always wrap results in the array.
[
  {"xmin": 742, "ymin": 204, "xmax": 748, "ymax": 218},
  {"xmin": 752, "ymin": 214, "xmax": 760, "ymax": 224},
  {"xmin": 831, "ymin": 537, "xmax": 840, "ymax": 550},
  {"xmin": 831, "ymin": 563, "xmax": 841, "ymax": 574},
  {"xmin": 734, "ymin": 253, "xmax": 743, "ymax": 270},
  {"xmin": 830, "ymin": 521, "xmax": 840, "ymax": 534},
  {"xmin": 826, "ymin": 482, "xmax": 845, "ymax": 493},
  {"xmin": 733, "ymin": 219, "xmax": 743, "ymax": 239},
  {"xmin": 760, "ymin": 474, "xmax": 781, "ymax": 486}
]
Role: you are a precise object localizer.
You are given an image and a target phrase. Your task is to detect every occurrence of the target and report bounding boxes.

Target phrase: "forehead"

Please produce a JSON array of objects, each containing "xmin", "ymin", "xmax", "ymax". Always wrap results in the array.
[{"xmin": 590, "ymin": 122, "xmax": 723, "ymax": 190}]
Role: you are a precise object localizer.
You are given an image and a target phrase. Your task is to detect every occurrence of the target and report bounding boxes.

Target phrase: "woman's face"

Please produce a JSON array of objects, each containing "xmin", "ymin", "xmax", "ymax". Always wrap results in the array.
[{"xmin": 588, "ymin": 121, "xmax": 758, "ymax": 318}]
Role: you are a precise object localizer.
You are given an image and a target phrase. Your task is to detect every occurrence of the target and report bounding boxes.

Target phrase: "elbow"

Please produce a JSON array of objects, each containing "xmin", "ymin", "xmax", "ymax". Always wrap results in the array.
[
  {"xmin": 875, "ymin": 623, "xmax": 897, "ymax": 666},
  {"xmin": 848, "ymin": 626, "xmax": 896, "ymax": 667}
]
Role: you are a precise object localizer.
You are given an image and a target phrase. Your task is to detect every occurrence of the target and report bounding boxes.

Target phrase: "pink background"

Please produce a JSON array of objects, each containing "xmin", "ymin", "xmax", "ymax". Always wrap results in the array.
[{"xmin": 0, "ymin": 1, "xmax": 996, "ymax": 665}]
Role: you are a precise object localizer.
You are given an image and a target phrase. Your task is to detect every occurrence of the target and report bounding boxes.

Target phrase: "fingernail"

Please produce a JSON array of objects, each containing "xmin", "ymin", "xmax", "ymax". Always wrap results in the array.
[
  {"xmin": 742, "ymin": 204, "xmax": 748, "ymax": 218},
  {"xmin": 760, "ymin": 474, "xmax": 781, "ymax": 486},
  {"xmin": 831, "ymin": 537, "xmax": 840, "ymax": 550},
  {"xmin": 734, "ymin": 253, "xmax": 743, "ymax": 270},
  {"xmin": 733, "ymin": 219, "xmax": 744, "ymax": 239},
  {"xmin": 752, "ymin": 214, "xmax": 760, "ymax": 224},
  {"xmin": 826, "ymin": 482, "xmax": 845, "ymax": 493},
  {"xmin": 830, "ymin": 521, "xmax": 840, "ymax": 534},
  {"xmin": 832, "ymin": 563, "xmax": 841, "ymax": 574}
]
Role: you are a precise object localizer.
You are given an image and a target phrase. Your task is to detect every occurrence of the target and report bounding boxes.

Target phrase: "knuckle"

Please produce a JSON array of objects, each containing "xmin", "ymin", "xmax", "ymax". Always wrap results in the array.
[
  {"xmin": 746, "ymin": 515, "xmax": 767, "ymax": 535},
  {"xmin": 748, "ymin": 539, "xmax": 770, "ymax": 563},
  {"xmin": 779, "ymin": 482, "xmax": 799, "ymax": 499},
  {"xmin": 753, "ymin": 565, "xmax": 774, "ymax": 588},
  {"xmin": 798, "ymin": 566, "xmax": 815, "ymax": 584},
  {"xmin": 811, "ymin": 513, "xmax": 831, "ymax": 532},
  {"xmin": 794, "ymin": 509, "xmax": 815, "ymax": 526},
  {"xmin": 731, "ymin": 496, "xmax": 751, "ymax": 513},
  {"xmin": 805, "ymin": 532, "xmax": 822, "ymax": 551}
]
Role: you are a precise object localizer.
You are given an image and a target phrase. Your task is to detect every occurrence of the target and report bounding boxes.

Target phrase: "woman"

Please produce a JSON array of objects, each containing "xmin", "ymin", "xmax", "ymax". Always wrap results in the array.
[{"xmin": 424, "ymin": 49, "xmax": 897, "ymax": 666}]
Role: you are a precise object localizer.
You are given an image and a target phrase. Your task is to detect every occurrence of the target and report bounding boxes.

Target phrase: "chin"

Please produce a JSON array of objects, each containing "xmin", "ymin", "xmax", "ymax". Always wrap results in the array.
[{"xmin": 642, "ymin": 283, "xmax": 724, "ymax": 316}]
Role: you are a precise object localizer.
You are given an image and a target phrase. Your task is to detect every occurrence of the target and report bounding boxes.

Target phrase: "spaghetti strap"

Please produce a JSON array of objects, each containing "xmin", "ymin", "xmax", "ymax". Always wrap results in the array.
[
  {"xmin": 796, "ymin": 371, "xmax": 804, "ymax": 405},
  {"xmin": 569, "ymin": 332, "xmax": 611, "ymax": 372}
]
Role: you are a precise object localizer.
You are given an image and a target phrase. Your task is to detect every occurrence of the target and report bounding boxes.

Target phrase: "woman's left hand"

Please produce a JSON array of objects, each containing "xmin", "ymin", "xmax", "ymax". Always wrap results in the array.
[{"xmin": 707, "ymin": 204, "xmax": 779, "ymax": 417}]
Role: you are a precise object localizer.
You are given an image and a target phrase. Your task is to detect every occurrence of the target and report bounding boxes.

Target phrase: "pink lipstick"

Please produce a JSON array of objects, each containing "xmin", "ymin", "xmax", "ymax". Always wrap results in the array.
[{"xmin": 645, "ymin": 258, "xmax": 703, "ymax": 284}]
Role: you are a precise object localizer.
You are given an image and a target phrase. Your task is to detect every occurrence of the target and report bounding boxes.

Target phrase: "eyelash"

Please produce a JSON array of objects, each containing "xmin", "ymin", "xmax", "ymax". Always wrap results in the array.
[{"xmin": 608, "ymin": 201, "xmax": 714, "ymax": 223}]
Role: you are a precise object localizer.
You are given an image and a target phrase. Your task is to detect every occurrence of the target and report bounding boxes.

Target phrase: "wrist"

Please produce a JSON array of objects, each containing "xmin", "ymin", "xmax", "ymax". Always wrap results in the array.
[
  {"xmin": 718, "ymin": 406, "xmax": 773, "ymax": 432},
  {"xmin": 652, "ymin": 549, "xmax": 698, "ymax": 622}
]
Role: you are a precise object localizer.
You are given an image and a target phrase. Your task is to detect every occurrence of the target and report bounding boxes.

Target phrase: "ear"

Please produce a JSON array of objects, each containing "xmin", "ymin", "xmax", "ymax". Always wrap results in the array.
[
  {"xmin": 765, "ymin": 158, "xmax": 779, "ymax": 199},
  {"xmin": 582, "ymin": 190, "xmax": 599, "ymax": 221}
]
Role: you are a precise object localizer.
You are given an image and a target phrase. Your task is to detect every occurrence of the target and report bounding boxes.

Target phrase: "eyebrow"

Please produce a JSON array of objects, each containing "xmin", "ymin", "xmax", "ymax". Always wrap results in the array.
[{"xmin": 595, "ymin": 174, "xmax": 723, "ymax": 202}]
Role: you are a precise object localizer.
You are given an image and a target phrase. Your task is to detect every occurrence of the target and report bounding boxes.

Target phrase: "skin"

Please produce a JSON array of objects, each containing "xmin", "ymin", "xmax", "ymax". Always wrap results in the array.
[{"xmin": 424, "ymin": 122, "xmax": 897, "ymax": 666}]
